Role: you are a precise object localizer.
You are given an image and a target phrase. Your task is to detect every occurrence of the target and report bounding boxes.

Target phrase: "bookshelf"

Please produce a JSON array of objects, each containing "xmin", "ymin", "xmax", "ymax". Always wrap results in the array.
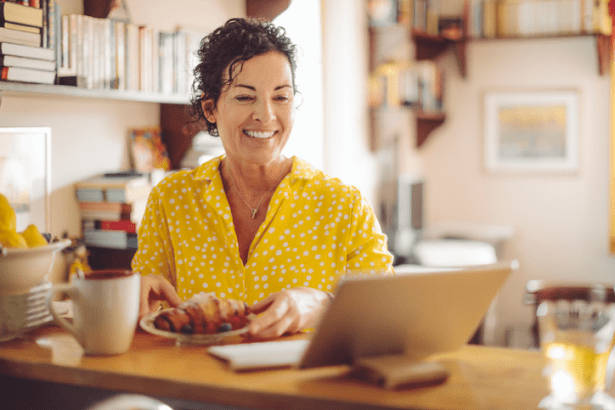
[
  {"xmin": 0, "ymin": 0, "xmax": 291, "ymax": 173},
  {"xmin": 412, "ymin": 31, "xmax": 610, "ymax": 79},
  {"xmin": 368, "ymin": 0, "xmax": 612, "ymax": 150},
  {"xmin": 368, "ymin": 25, "xmax": 447, "ymax": 149}
]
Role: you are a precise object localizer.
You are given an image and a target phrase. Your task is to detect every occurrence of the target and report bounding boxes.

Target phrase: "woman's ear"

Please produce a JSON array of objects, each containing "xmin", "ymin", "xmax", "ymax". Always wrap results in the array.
[{"xmin": 201, "ymin": 99, "xmax": 216, "ymax": 123}]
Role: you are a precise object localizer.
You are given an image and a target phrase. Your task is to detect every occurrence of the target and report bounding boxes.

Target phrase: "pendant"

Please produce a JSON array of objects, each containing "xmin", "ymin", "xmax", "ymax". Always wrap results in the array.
[{"xmin": 252, "ymin": 209, "xmax": 257, "ymax": 219}]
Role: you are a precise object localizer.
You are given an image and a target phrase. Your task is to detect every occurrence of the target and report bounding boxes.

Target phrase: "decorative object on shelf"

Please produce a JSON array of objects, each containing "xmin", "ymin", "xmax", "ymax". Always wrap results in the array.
[
  {"xmin": 129, "ymin": 127, "xmax": 171, "ymax": 173},
  {"xmin": 245, "ymin": 0, "xmax": 291, "ymax": 21},
  {"xmin": 0, "ymin": 127, "xmax": 51, "ymax": 233},
  {"xmin": 483, "ymin": 89, "xmax": 580, "ymax": 174},
  {"xmin": 83, "ymin": 0, "xmax": 131, "ymax": 23},
  {"xmin": 367, "ymin": 0, "xmax": 398, "ymax": 27},
  {"xmin": 106, "ymin": 0, "xmax": 131, "ymax": 23}
]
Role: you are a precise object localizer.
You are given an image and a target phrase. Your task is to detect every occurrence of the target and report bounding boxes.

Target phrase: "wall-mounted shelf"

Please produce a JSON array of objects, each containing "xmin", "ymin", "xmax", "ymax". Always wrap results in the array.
[
  {"xmin": 369, "ymin": 107, "xmax": 445, "ymax": 150},
  {"xmin": 0, "ymin": 81, "xmax": 189, "ymax": 104},
  {"xmin": 412, "ymin": 30, "xmax": 611, "ymax": 78},
  {"xmin": 412, "ymin": 30, "xmax": 467, "ymax": 77},
  {"xmin": 416, "ymin": 111, "xmax": 445, "ymax": 148}
]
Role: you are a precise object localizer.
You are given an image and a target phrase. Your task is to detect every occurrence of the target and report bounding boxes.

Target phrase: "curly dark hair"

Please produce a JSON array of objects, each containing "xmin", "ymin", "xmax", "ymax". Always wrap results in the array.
[{"xmin": 189, "ymin": 18, "xmax": 299, "ymax": 137}]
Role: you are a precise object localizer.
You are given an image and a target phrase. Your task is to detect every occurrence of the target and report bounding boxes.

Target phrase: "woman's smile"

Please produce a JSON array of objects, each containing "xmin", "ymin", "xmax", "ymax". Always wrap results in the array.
[{"xmin": 244, "ymin": 130, "xmax": 277, "ymax": 139}]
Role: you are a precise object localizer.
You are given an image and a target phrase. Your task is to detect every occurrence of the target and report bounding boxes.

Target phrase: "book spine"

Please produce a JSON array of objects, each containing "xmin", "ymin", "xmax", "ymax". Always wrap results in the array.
[
  {"xmin": 58, "ymin": 14, "xmax": 70, "ymax": 73},
  {"xmin": 126, "ymin": 22, "xmax": 139, "ymax": 91},
  {"xmin": 426, "ymin": 0, "xmax": 439, "ymax": 36},
  {"xmin": 80, "ymin": 210, "xmax": 132, "ymax": 221},
  {"xmin": 108, "ymin": 19, "xmax": 116, "ymax": 89},
  {"xmin": 52, "ymin": 1, "xmax": 59, "ymax": 77},
  {"xmin": 68, "ymin": 14, "xmax": 78, "ymax": 82},
  {"xmin": 104, "ymin": 18, "xmax": 111, "ymax": 89},
  {"xmin": 174, "ymin": 30, "xmax": 186, "ymax": 94},
  {"xmin": 46, "ymin": 0, "xmax": 54, "ymax": 49},
  {"xmin": 138, "ymin": 25, "xmax": 146, "ymax": 91},
  {"xmin": 159, "ymin": 31, "xmax": 173, "ymax": 94},
  {"xmin": 40, "ymin": 0, "xmax": 46, "ymax": 47},
  {"xmin": 115, "ymin": 20, "xmax": 125, "ymax": 90},
  {"xmin": 84, "ymin": 229, "xmax": 137, "ymax": 250},
  {"xmin": 82, "ymin": 219, "xmax": 137, "ymax": 233},
  {"xmin": 79, "ymin": 201, "xmax": 132, "ymax": 212},
  {"xmin": 151, "ymin": 27, "xmax": 159, "ymax": 93},
  {"xmin": 483, "ymin": 0, "xmax": 497, "ymax": 38},
  {"xmin": 83, "ymin": 15, "xmax": 92, "ymax": 89}
]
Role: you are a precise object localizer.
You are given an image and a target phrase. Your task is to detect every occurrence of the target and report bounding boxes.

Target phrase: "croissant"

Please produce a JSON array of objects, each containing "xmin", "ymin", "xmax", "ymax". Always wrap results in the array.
[{"xmin": 153, "ymin": 292, "xmax": 251, "ymax": 334}]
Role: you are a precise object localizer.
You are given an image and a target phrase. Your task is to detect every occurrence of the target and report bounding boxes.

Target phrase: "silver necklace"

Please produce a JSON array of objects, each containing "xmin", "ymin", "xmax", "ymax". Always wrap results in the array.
[{"xmin": 227, "ymin": 165, "xmax": 283, "ymax": 219}]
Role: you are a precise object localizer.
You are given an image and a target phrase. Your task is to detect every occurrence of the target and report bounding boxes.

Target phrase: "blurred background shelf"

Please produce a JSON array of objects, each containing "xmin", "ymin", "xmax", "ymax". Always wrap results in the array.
[{"xmin": 0, "ymin": 81, "xmax": 190, "ymax": 104}]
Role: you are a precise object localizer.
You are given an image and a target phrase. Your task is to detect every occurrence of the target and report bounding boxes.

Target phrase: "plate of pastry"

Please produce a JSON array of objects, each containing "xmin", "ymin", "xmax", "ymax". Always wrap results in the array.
[{"xmin": 139, "ymin": 292, "xmax": 252, "ymax": 346}]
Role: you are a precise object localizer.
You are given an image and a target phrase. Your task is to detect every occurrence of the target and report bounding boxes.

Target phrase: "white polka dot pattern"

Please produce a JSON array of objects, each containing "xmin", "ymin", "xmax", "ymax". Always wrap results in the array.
[{"xmin": 131, "ymin": 155, "xmax": 394, "ymax": 305}]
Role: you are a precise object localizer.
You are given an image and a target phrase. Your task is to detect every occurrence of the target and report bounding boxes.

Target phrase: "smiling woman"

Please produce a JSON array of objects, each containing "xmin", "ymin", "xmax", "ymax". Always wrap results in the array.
[{"xmin": 131, "ymin": 18, "xmax": 394, "ymax": 341}]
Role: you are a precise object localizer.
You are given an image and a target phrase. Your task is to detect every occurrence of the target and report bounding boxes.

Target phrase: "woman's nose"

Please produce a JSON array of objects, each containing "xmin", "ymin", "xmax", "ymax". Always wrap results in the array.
[{"xmin": 252, "ymin": 100, "xmax": 275, "ymax": 124}]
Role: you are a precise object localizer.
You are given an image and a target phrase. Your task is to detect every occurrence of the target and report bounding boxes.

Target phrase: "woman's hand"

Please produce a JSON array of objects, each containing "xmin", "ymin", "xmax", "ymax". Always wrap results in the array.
[
  {"xmin": 138, "ymin": 274, "xmax": 183, "ymax": 322},
  {"xmin": 248, "ymin": 287, "xmax": 332, "ymax": 339}
]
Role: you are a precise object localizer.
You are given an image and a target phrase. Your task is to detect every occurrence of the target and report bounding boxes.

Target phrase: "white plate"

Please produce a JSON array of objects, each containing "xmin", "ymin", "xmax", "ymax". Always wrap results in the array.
[{"xmin": 139, "ymin": 308, "xmax": 250, "ymax": 346}]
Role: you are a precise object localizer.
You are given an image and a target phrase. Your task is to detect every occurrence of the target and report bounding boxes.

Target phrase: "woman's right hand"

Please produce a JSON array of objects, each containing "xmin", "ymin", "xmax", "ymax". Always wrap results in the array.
[{"xmin": 138, "ymin": 274, "xmax": 183, "ymax": 322}]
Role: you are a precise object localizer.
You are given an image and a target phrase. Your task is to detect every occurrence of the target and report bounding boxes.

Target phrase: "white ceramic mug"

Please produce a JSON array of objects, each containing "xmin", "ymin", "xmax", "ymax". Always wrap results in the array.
[{"xmin": 47, "ymin": 270, "xmax": 140, "ymax": 355}]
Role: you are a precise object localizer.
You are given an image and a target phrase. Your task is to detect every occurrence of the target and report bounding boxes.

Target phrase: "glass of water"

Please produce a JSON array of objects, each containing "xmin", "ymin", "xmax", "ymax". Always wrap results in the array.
[{"xmin": 537, "ymin": 285, "xmax": 615, "ymax": 409}]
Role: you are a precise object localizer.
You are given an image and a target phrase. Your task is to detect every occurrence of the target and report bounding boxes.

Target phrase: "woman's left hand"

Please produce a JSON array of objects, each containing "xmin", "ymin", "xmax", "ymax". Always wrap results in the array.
[{"xmin": 248, "ymin": 287, "xmax": 331, "ymax": 339}]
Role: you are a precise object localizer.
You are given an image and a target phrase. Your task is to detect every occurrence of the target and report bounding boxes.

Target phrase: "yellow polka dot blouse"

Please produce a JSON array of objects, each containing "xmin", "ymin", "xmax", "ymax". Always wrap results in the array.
[{"xmin": 131, "ymin": 155, "xmax": 394, "ymax": 305}]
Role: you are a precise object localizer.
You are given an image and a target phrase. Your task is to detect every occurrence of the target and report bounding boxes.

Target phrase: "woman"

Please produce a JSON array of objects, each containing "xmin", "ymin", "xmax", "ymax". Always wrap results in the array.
[{"xmin": 133, "ymin": 18, "xmax": 393, "ymax": 339}]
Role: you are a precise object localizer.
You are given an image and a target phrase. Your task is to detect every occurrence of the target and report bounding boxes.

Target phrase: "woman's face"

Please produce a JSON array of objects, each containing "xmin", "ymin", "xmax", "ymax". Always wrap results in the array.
[{"xmin": 203, "ymin": 51, "xmax": 295, "ymax": 166}]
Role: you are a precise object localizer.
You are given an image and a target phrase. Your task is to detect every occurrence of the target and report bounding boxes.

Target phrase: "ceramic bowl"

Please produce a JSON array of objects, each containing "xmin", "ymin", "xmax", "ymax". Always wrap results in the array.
[{"xmin": 0, "ymin": 239, "xmax": 71, "ymax": 295}]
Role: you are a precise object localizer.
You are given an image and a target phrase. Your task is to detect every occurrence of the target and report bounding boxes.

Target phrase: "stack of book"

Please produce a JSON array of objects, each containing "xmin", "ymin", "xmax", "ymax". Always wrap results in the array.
[
  {"xmin": 0, "ymin": 0, "xmax": 60, "ymax": 85},
  {"xmin": 57, "ymin": 13, "xmax": 200, "ymax": 94},
  {"xmin": 75, "ymin": 172, "xmax": 151, "ymax": 251}
]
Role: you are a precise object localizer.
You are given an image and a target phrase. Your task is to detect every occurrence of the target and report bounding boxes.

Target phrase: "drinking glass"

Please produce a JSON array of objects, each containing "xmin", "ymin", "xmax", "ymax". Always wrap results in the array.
[{"xmin": 537, "ymin": 286, "xmax": 615, "ymax": 409}]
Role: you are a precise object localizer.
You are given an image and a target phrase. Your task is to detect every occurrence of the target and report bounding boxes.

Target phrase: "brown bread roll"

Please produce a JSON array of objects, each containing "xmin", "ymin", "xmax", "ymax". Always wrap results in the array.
[{"xmin": 153, "ymin": 292, "xmax": 251, "ymax": 335}]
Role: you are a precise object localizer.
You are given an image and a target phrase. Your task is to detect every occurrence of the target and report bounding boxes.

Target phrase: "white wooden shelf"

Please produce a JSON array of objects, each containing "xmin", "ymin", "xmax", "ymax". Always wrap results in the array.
[{"xmin": 0, "ymin": 81, "xmax": 190, "ymax": 104}]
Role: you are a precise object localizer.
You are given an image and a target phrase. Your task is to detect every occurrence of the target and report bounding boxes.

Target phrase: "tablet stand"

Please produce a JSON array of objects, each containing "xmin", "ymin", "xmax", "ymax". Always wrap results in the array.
[{"xmin": 351, "ymin": 354, "xmax": 449, "ymax": 389}]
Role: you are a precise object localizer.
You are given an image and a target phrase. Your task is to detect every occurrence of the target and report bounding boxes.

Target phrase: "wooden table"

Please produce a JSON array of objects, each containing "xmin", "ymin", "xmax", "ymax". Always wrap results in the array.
[{"xmin": 0, "ymin": 325, "xmax": 550, "ymax": 410}]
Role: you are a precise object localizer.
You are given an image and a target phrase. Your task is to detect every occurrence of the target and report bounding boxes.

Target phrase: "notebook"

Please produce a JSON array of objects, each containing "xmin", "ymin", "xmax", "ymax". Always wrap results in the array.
[{"xmin": 208, "ymin": 261, "xmax": 515, "ymax": 371}]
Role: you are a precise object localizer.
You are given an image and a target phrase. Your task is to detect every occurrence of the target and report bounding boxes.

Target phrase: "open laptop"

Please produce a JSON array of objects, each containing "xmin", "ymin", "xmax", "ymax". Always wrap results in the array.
[{"xmin": 208, "ymin": 261, "xmax": 516, "ymax": 371}]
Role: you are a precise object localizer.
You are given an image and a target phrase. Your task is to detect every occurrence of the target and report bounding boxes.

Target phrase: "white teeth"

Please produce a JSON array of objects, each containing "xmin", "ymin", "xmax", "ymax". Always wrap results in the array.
[{"xmin": 245, "ymin": 130, "xmax": 275, "ymax": 139}]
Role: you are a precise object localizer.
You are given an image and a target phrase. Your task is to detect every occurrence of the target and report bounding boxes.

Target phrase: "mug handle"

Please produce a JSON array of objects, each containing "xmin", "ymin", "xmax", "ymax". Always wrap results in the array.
[{"xmin": 46, "ymin": 283, "xmax": 78, "ymax": 339}]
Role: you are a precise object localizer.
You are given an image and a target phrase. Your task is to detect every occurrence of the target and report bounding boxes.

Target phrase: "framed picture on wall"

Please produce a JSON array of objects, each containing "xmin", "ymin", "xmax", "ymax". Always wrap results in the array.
[
  {"xmin": 483, "ymin": 89, "xmax": 580, "ymax": 174},
  {"xmin": 0, "ymin": 128, "xmax": 51, "ymax": 233}
]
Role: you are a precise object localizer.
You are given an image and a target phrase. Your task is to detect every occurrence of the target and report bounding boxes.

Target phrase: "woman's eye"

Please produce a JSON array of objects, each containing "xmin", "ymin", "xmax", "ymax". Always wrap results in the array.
[
  {"xmin": 235, "ymin": 95, "xmax": 254, "ymax": 102},
  {"xmin": 275, "ymin": 96, "xmax": 290, "ymax": 102}
]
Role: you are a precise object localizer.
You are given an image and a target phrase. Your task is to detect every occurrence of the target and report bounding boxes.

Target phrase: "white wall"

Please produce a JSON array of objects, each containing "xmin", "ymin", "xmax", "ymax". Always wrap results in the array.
[
  {"xmin": 420, "ymin": 37, "xmax": 614, "ymax": 344},
  {"xmin": 276, "ymin": 1, "xmax": 325, "ymax": 170},
  {"xmin": 321, "ymin": 0, "xmax": 380, "ymax": 206}
]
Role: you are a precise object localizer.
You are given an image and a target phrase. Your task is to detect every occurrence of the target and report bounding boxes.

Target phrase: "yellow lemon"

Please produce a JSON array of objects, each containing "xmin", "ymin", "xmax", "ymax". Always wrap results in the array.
[
  {"xmin": 69, "ymin": 259, "xmax": 91, "ymax": 277},
  {"xmin": 0, "ymin": 194, "xmax": 16, "ymax": 232},
  {"xmin": 21, "ymin": 224, "xmax": 48, "ymax": 248},
  {"xmin": 0, "ymin": 230, "xmax": 28, "ymax": 248}
]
